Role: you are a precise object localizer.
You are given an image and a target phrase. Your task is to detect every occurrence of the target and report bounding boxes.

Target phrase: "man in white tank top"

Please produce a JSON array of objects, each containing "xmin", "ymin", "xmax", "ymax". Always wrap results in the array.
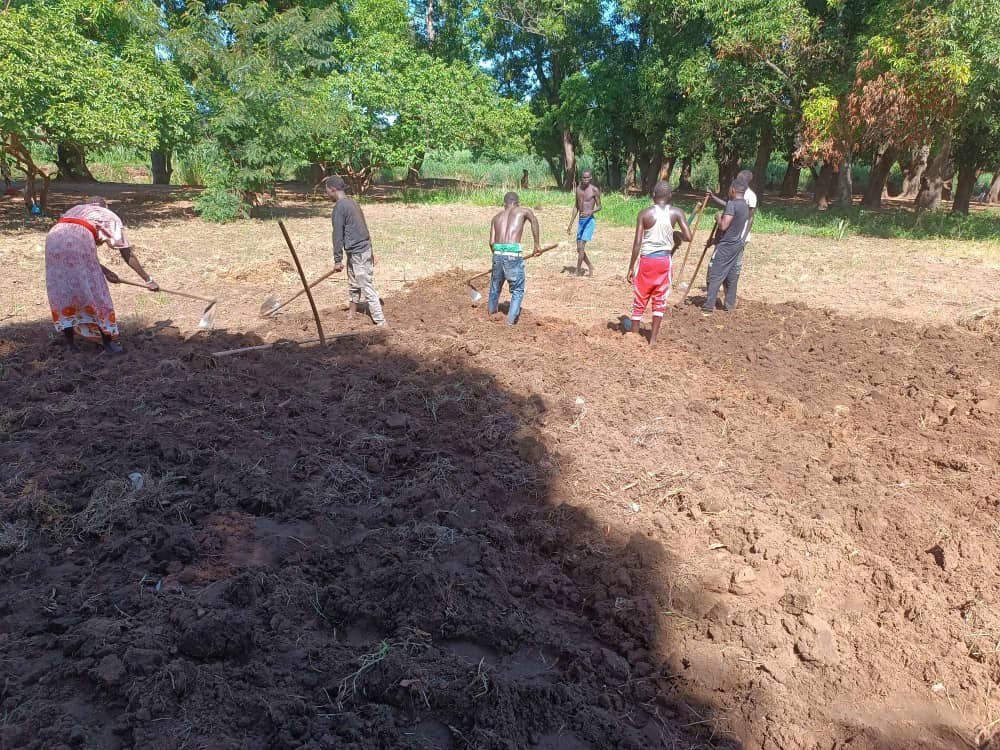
[{"xmin": 626, "ymin": 181, "xmax": 692, "ymax": 345}]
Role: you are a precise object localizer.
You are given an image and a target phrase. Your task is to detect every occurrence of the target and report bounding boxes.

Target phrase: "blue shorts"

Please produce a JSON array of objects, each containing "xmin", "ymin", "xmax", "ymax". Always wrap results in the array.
[{"xmin": 577, "ymin": 216, "xmax": 596, "ymax": 242}]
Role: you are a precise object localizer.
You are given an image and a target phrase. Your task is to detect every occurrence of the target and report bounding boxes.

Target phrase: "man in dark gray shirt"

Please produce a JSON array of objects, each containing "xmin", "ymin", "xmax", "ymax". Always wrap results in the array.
[
  {"xmin": 703, "ymin": 177, "xmax": 750, "ymax": 314},
  {"xmin": 326, "ymin": 175, "xmax": 386, "ymax": 326}
]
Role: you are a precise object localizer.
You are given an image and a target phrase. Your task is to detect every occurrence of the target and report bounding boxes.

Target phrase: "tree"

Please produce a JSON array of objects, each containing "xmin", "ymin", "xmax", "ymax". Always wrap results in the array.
[
  {"xmin": 0, "ymin": 0, "xmax": 194, "ymax": 203},
  {"xmin": 847, "ymin": 2, "xmax": 970, "ymax": 208},
  {"xmin": 948, "ymin": 0, "xmax": 1000, "ymax": 214},
  {"xmin": 165, "ymin": 1, "xmax": 342, "ymax": 217},
  {"xmin": 483, "ymin": 0, "xmax": 605, "ymax": 189}
]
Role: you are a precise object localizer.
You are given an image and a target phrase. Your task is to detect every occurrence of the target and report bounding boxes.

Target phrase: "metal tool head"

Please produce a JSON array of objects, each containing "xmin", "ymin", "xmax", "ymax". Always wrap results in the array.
[
  {"xmin": 198, "ymin": 301, "xmax": 218, "ymax": 330},
  {"xmin": 468, "ymin": 287, "xmax": 483, "ymax": 303},
  {"xmin": 259, "ymin": 296, "xmax": 281, "ymax": 317}
]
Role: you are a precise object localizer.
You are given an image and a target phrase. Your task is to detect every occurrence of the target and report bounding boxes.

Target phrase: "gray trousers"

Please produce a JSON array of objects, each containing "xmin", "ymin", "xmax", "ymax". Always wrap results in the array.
[
  {"xmin": 346, "ymin": 246, "xmax": 385, "ymax": 324},
  {"xmin": 704, "ymin": 247, "xmax": 743, "ymax": 311}
]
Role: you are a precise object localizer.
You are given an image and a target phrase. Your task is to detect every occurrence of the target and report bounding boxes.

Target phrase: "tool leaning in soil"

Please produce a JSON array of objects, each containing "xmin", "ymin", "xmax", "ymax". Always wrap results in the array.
[
  {"xmin": 678, "ymin": 220, "xmax": 719, "ymax": 305},
  {"xmin": 117, "ymin": 278, "xmax": 219, "ymax": 329},
  {"xmin": 261, "ymin": 272, "xmax": 411, "ymax": 318},
  {"xmin": 466, "ymin": 241, "xmax": 563, "ymax": 302},
  {"xmin": 277, "ymin": 220, "xmax": 325, "ymax": 346},
  {"xmin": 259, "ymin": 267, "xmax": 342, "ymax": 318},
  {"xmin": 211, "ymin": 329, "xmax": 385, "ymax": 358}
]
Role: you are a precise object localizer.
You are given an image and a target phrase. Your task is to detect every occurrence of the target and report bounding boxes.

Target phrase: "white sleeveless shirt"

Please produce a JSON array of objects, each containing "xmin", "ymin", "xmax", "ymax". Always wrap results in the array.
[{"xmin": 640, "ymin": 204, "xmax": 674, "ymax": 256}]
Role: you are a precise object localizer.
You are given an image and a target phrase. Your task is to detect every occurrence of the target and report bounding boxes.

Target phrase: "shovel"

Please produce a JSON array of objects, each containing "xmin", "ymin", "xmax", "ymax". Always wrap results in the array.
[
  {"xmin": 118, "ymin": 278, "xmax": 218, "ymax": 329},
  {"xmin": 260, "ymin": 267, "xmax": 340, "ymax": 318},
  {"xmin": 466, "ymin": 242, "xmax": 561, "ymax": 303}
]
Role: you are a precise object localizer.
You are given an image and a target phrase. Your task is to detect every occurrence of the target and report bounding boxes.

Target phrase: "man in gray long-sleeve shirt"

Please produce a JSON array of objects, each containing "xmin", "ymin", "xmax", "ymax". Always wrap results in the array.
[{"xmin": 325, "ymin": 175, "xmax": 386, "ymax": 326}]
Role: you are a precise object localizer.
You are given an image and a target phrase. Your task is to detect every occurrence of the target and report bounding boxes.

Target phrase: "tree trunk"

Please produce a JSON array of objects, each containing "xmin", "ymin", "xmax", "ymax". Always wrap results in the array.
[
  {"xmin": 717, "ymin": 154, "xmax": 740, "ymax": 194},
  {"xmin": 916, "ymin": 136, "xmax": 952, "ymax": 211},
  {"xmin": 607, "ymin": 157, "xmax": 622, "ymax": 192},
  {"xmin": 751, "ymin": 126, "xmax": 774, "ymax": 193},
  {"xmin": 835, "ymin": 156, "xmax": 853, "ymax": 207},
  {"xmin": 659, "ymin": 156, "xmax": 676, "ymax": 183},
  {"xmin": 625, "ymin": 152, "xmax": 638, "ymax": 193},
  {"xmin": 814, "ymin": 161, "xmax": 835, "ymax": 210},
  {"xmin": 677, "ymin": 157, "xmax": 693, "ymax": 191},
  {"xmin": 426, "ymin": 0, "xmax": 435, "ymax": 43},
  {"xmin": 900, "ymin": 144, "xmax": 930, "ymax": 200},
  {"xmin": 987, "ymin": 169, "xmax": 1000, "ymax": 204},
  {"xmin": 641, "ymin": 152, "xmax": 663, "ymax": 194},
  {"xmin": 951, "ymin": 159, "xmax": 980, "ymax": 216},
  {"xmin": 56, "ymin": 142, "xmax": 96, "ymax": 182},
  {"xmin": 561, "ymin": 128, "xmax": 576, "ymax": 191},
  {"xmin": 543, "ymin": 154, "xmax": 562, "ymax": 189},
  {"xmin": 406, "ymin": 151, "xmax": 425, "ymax": 186},
  {"xmin": 862, "ymin": 146, "xmax": 896, "ymax": 208},
  {"xmin": 151, "ymin": 149, "xmax": 172, "ymax": 185},
  {"xmin": 780, "ymin": 153, "xmax": 800, "ymax": 197}
]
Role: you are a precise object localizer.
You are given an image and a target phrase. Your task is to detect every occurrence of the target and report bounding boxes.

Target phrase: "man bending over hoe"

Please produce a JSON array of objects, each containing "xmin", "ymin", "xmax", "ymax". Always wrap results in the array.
[
  {"xmin": 489, "ymin": 192, "xmax": 541, "ymax": 326},
  {"xmin": 626, "ymin": 181, "xmax": 691, "ymax": 345},
  {"xmin": 326, "ymin": 175, "xmax": 387, "ymax": 326}
]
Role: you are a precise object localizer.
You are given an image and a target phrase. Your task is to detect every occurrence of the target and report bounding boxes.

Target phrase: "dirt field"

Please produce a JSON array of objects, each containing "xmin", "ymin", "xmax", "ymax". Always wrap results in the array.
[{"xmin": 1, "ymin": 185, "xmax": 1000, "ymax": 750}]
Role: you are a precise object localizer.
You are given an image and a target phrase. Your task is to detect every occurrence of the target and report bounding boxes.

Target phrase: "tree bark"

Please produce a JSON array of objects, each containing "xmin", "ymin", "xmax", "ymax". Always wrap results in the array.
[
  {"xmin": 814, "ymin": 161, "xmax": 835, "ymax": 209},
  {"xmin": 659, "ymin": 156, "xmax": 676, "ymax": 183},
  {"xmin": 780, "ymin": 152, "xmax": 800, "ymax": 197},
  {"xmin": 426, "ymin": 0, "xmax": 435, "ymax": 44},
  {"xmin": 834, "ymin": 155, "xmax": 853, "ymax": 207},
  {"xmin": 406, "ymin": 151, "xmax": 425, "ymax": 186},
  {"xmin": 987, "ymin": 169, "xmax": 1000, "ymax": 204},
  {"xmin": 151, "ymin": 149, "xmax": 172, "ymax": 185},
  {"xmin": 862, "ymin": 146, "xmax": 897, "ymax": 208},
  {"xmin": 951, "ymin": 159, "xmax": 980, "ymax": 216},
  {"xmin": 677, "ymin": 157, "xmax": 693, "ymax": 191},
  {"xmin": 899, "ymin": 144, "xmax": 930, "ymax": 200},
  {"xmin": 543, "ymin": 154, "xmax": 562, "ymax": 188},
  {"xmin": 561, "ymin": 128, "xmax": 576, "ymax": 191},
  {"xmin": 56, "ymin": 142, "xmax": 96, "ymax": 182},
  {"xmin": 624, "ymin": 152, "xmax": 638, "ymax": 193},
  {"xmin": 607, "ymin": 157, "xmax": 622, "ymax": 192},
  {"xmin": 641, "ymin": 152, "xmax": 663, "ymax": 195},
  {"xmin": 751, "ymin": 126, "xmax": 774, "ymax": 193},
  {"xmin": 717, "ymin": 154, "xmax": 740, "ymax": 194},
  {"xmin": 916, "ymin": 136, "xmax": 952, "ymax": 211}
]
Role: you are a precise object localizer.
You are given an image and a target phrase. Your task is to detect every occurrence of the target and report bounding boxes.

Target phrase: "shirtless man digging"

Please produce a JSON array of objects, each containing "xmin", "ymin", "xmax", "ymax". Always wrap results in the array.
[
  {"xmin": 567, "ymin": 170, "xmax": 601, "ymax": 276},
  {"xmin": 626, "ymin": 181, "xmax": 692, "ymax": 345},
  {"xmin": 488, "ymin": 192, "xmax": 541, "ymax": 326}
]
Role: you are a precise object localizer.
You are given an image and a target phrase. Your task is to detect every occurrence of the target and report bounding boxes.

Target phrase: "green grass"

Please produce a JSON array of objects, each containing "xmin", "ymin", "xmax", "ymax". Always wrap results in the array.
[
  {"xmin": 87, "ymin": 146, "xmax": 150, "ymax": 184},
  {"xmin": 380, "ymin": 185, "xmax": 1000, "ymax": 242}
]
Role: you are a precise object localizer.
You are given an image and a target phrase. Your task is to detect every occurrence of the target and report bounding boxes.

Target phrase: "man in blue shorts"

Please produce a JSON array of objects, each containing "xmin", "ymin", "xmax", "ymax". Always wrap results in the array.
[{"xmin": 567, "ymin": 170, "xmax": 601, "ymax": 276}]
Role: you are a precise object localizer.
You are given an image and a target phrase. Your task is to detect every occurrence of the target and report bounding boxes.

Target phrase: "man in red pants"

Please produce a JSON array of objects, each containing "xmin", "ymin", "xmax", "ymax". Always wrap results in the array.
[{"xmin": 626, "ymin": 181, "xmax": 691, "ymax": 345}]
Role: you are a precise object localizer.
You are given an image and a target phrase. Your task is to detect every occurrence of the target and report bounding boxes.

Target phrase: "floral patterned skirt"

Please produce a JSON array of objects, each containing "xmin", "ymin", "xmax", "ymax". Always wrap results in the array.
[{"xmin": 45, "ymin": 223, "xmax": 119, "ymax": 340}]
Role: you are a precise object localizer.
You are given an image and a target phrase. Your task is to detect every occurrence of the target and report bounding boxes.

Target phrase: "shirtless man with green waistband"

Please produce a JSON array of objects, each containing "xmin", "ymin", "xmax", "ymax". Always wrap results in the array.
[{"xmin": 488, "ymin": 192, "xmax": 541, "ymax": 326}]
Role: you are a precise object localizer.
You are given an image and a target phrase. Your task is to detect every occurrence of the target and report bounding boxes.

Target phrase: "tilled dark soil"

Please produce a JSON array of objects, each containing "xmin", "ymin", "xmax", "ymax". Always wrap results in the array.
[{"xmin": 1, "ymin": 271, "xmax": 999, "ymax": 750}]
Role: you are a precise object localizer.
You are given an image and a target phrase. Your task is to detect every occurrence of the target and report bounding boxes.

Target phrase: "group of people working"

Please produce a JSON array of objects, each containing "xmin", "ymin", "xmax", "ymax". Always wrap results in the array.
[
  {"xmin": 40, "ymin": 170, "xmax": 756, "ymax": 352},
  {"xmin": 485, "ymin": 168, "xmax": 757, "ymax": 342}
]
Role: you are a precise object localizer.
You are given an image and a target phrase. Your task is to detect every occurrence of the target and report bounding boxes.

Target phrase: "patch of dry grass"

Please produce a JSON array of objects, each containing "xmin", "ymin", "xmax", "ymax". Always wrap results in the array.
[{"xmin": 0, "ymin": 521, "xmax": 29, "ymax": 554}]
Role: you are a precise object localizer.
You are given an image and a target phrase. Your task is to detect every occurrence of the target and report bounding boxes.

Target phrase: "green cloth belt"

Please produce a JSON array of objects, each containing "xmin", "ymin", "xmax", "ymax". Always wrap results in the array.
[{"xmin": 493, "ymin": 243, "xmax": 521, "ymax": 255}]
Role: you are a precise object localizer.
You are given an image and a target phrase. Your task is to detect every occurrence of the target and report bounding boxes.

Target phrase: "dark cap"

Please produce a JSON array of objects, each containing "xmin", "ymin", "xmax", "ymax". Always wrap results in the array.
[{"xmin": 324, "ymin": 175, "xmax": 347, "ymax": 191}]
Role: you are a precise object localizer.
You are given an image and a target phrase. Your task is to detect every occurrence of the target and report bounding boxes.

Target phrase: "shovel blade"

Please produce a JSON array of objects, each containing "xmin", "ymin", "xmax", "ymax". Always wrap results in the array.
[
  {"xmin": 469, "ymin": 288, "xmax": 482, "ymax": 303},
  {"xmin": 198, "ymin": 303, "xmax": 218, "ymax": 330},
  {"xmin": 259, "ymin": 296, "xmax": 280, "ymax": 317}
]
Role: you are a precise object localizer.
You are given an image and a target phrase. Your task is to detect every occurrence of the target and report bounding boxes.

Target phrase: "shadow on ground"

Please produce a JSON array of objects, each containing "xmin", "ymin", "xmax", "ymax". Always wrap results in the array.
[{"xmin": 0, "ymin": 317, "xmax": 728, "ymax": 749}]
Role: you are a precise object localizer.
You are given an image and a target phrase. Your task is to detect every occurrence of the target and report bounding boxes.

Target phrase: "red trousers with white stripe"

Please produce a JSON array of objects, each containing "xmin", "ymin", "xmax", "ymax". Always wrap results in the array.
[{"xmin": 631, "ymin": 254, "xmax": 672, "ymax": 320}]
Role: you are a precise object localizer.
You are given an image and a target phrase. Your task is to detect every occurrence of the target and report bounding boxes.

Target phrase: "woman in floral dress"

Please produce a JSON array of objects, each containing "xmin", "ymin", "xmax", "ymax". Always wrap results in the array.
[{"xmin": 44, "ymin": 197, "xmax": 157, "ymax": 354}]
